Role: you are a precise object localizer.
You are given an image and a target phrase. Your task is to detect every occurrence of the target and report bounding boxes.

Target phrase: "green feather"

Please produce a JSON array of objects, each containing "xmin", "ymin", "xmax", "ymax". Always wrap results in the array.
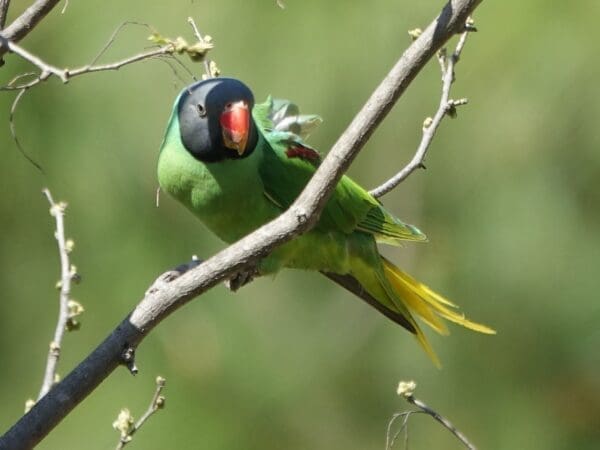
[
  {"xmin": 157, "ymin": 92, "xmax": 494, "ymax": 366},
  {"xmin": 254, "ymin": 99, "xmax": 427, "ymax": 244}
]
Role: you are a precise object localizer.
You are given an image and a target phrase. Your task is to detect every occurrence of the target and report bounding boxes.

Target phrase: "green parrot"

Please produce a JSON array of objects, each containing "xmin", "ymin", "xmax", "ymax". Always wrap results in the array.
[{"xmin": 157, "ymin": 78, "xmax": 494, "ymax": 365}]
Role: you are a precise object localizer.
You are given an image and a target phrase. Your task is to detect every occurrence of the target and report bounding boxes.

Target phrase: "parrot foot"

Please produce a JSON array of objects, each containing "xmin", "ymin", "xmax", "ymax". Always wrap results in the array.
[
  {"xmin": 145, "ymin": 256, "xmax": 203, "ymax": 296},
  {"xmin": 225, "ymin": 265, "xmax": 258, "ymax": 292}
]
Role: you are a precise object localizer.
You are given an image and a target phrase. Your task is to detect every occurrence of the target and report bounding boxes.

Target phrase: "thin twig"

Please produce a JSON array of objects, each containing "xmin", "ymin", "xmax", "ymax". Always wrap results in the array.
[
  {"xmin": 6, "ymin": 71, "xmax": 37, "ymax": 87},
  {"xmin": 1, "ymin": 36, "xmax": 68, "ymax": 81},
  {"xmin": 386, "ymin": 411, "xmax": 425, "ymax": 449},
  {"xmin": 1, "ymin": 41, "xmax": 179, "ymax": 171},
  {"xmin": 114, "ymin": 377, "xmax": 166, "ymax": 449},
  {"xmin": 0, "ymin": 0, "xmax": 61, "ymax": 56},
  {"xmin": 393, "ymin": 380, "xmax": 477, "ymax": 450},
  {"xmin": 187, "ymin": 16, "xmax": 212, "ymax": 78},
  {"xmin": 0, "ymin": 0, "xmax": 10, "ymax": 30},
  {"xmin": 2, "ymin": 22, "xmax": 200, "ymax": 172},
  {"xmin": 38, "ymin": 189, "xmax": 73, "ymax": 400},
  {"xmin": 0, "ymin": 40, "xmax": 175, "ymax": 90},
  {"xmin": 1, "ymin": 18, "xmax": 203, "ymax": 91},
  {"xmin": 404, "ymin": 395, "xmax": 477, "ymax": 450},
  {"xmin": 9, "ymin": 88, "xmax": 44, "ymax": 172},
  {"xmin": 157, "ymin": 54, "xmax": 198, "ymax": 84},
  {"xmin": 0, "ymin": 2, "xmax": 485, "ymax": 448},
  {"xmin": 369, "ymin": 20, "xmax": 475, "ymax": 198},
  {"xmin": 154, "ymin": 56, "xmax": 195, "ymax": 90},
  {"xmin": 88, "ymin": 21, "xmax": 153, "ymax": 67}
]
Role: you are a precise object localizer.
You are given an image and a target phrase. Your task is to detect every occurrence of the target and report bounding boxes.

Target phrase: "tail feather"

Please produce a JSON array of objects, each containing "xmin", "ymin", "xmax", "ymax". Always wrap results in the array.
[
  {"xmin": 321, "ymin": 271, "xmax": 417, "ymax": 334},
  {"xmin": 373, "ymin": 269, "xmax": 442, "ymax": 368},
  {"xmin": 381, "ymin": 258, "xmax": 496, "ymax": 365}
]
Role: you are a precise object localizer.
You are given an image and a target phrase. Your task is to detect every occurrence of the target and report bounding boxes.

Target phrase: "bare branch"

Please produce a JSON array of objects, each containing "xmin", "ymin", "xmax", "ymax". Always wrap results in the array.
[
  {"xmin": 2, "ymin": 20, "xmax": 204, "ymax": 172},
  {"xmin": 1, "ymin": 37, "xmax": 69, "ymax": 81},
  {"xmin": 88, "ymin": 21, "xmax": 153, "ymax": 67},
  {"xmin": 404, "ymin": 394, "xmax": 477, "ymax": 450},
  {"xmin": 37, "ymin": 189, "xmax": 79, "ymax": 399},
  {"xmin": 155, "ymin": 54, "xmax": 198, "ymax": 86},
  {"xmin": 0, "ymin": 1, "xmax": 484, "ymax": 448},
  {"xmin": 114, "ymin": 376, "xmax": 166, "ymax": 449},
  {"xmin": 0, "ymin": 0, "xmax": 10, "ymax": 30},
  {"xmin": 390, "ymin": 380, "xmax": 477, "ymax": 450},
  {"xmin": 9, "ymin": 88, "xmax": 44, "ymax": 172},
  {"xmin": 1, "ymin": 18, "xmax": 213, "ymax": 92},
  {"xmin": 0, "ymin": 37, "xmax": 177, "ymax": 90},
  {"xmin": 369, "ymin": 19, "xmax": 475, "ymax": 198},
  {"xmin": 187, "ymin": 17, "xmax": 212, "ymax": 79},
  {"xmin": 386, "ymin": 410, "xmax": 427, "ymax": 449},
  {"xmin": 0, "ymin": 0, "xmax": 61, "ymax": 57}
]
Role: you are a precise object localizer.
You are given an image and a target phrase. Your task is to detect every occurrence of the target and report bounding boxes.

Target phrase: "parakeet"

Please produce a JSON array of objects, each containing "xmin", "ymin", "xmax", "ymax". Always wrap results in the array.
[{"xmin": 157, "ymin": 78, "xmax": 494, "ymax": 365}]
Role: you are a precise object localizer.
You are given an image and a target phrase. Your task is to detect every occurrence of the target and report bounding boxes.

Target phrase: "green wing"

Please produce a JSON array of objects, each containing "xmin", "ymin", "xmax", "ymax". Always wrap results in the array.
[{"xmin": 253, "ymin": 98, "xmax": 426, "ymax": 244}]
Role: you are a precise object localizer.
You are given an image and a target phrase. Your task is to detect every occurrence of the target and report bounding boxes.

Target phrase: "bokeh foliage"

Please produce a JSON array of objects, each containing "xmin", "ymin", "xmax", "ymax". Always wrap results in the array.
[{"xmin": 1, "ymin": 0, "xmax": 599, "ymax": 448}]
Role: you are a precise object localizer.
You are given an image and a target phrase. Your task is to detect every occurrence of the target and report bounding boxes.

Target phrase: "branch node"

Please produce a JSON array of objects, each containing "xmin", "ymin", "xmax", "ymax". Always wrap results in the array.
[
  {"xmin": 49, "ymin": 341, "xmax": 60, "ymax": 355},
  {"xmin": 120, "ymin": 347, "xmax": 138, "ymax": 375},
  {"xmin": 464, "ymin": 16, "xmax": 477, "ymax": 33},
  {"xmin": 294, "ymin": 208, "xmax": 309, "ymax": 225},
  {"xmin": 225, "ymin": 264, "xmax": 258, "ymax": 292},
  {"xmin": 422, "ymin": 116, "xmax": 434, "ymax": 130},
  {"xmin": 407, "ymin": 28, "xmax": 422, "ymax": 41},
  {"xmin": 24, "ymin": 399, "xmax": 36, "ymax": 414}
]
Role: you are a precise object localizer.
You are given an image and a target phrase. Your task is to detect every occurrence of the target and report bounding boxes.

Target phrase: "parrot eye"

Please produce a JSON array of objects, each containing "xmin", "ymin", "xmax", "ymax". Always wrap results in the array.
[{"xmin": 196, "ymin": 103, "xmax": 207, "ymax": 118}]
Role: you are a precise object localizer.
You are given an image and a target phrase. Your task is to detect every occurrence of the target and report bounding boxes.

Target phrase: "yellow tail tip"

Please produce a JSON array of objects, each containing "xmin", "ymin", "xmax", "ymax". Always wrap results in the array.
[
  {"xmin": 415, "ymin": 329, "xmax": 442, "ymax": 368},
  {"xmin": 381, "ymin": 258, "xmax": 496, "ymax": 365}
]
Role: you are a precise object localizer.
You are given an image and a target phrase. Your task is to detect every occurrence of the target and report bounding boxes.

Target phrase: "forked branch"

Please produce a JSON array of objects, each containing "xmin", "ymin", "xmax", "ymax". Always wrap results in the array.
[
  {"xmin": 387, "ymin": 381, "xmax": 477, "ymax": 450},
  {"xmin": 369, "ymin": 19, "xmax": 476, "ymax": 198}
]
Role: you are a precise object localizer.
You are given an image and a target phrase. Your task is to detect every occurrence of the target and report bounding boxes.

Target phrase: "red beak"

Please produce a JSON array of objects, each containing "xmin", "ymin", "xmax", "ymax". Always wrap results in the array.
[{"xmin": 220, "ymin": 100, "xmax": 250, "ymax": 155}]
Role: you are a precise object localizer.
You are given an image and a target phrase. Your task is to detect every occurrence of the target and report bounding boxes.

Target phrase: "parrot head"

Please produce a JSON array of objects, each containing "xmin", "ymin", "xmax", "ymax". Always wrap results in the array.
[{"xmin": 176, "ymin": 78, "xmax": 258, "ymax": 162}]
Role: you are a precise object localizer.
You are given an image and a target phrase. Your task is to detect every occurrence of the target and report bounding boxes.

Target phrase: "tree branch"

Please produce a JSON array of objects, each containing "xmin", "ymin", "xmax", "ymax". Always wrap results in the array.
[
  {"xmin": 389, "ymin": 381, "xmax": 477, "ymax": 450},
  {"xmin": 187, "ymin": 17, "xmax": 213, "ymax": 79},
  {"xmin": 1, "ymin": 21, "xmax": 210, "ymax": 172},
  {"xmin": 113, "ymin": 376, "xmax": 166, "ymax": 449},
  {"xmin": 1, "ymin": 19, "xmax": 212, "ymax": 89},
  {"xmin": 0, "ymin": 0, "xmax": 10, "ymax": 30},
  {"xmin": 0, "ymin": 37, "xmax": 182, "ymax": 90},
  {"xmin": 37, "ymin": 189, "xmax": 78, "ymax": 400},
  {"xmin": 369, "ymin": 20, "xmax": 475, "ymax": 198},
  {"xmin": 0, "ymin": 1, "xmax": 484, "ymax": 448},
  {"xmin": 0, "ymin": 0, "xmax": 61, "ymax": 59}
]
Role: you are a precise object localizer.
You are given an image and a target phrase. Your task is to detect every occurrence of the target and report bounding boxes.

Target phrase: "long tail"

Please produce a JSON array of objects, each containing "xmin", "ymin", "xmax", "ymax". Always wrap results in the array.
[{"xmin": 380, "ymin": 258, "xmax": 495, "ymax": 366}]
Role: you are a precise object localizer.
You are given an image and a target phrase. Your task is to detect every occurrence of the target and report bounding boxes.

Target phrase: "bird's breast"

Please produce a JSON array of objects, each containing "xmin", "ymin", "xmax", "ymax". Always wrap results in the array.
[{"xmin": 158, "ymin": 141, "xmax": 280, "ymax": 243}]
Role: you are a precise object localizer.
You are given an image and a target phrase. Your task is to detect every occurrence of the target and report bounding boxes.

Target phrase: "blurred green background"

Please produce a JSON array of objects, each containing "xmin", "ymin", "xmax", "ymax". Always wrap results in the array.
[{"xmin": 1, "ymin": 0, "xmax": 599, "ymax": 448}]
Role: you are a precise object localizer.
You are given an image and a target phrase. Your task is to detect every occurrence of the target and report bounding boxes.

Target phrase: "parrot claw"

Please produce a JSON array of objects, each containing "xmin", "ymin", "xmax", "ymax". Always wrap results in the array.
[
  {"xmin": 225, "ymin": 265, "xmax": 258, "ymax": 292},
  {"xmin": 146, "ymin": 256, "xmax": 203, "ymax": 296}
]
